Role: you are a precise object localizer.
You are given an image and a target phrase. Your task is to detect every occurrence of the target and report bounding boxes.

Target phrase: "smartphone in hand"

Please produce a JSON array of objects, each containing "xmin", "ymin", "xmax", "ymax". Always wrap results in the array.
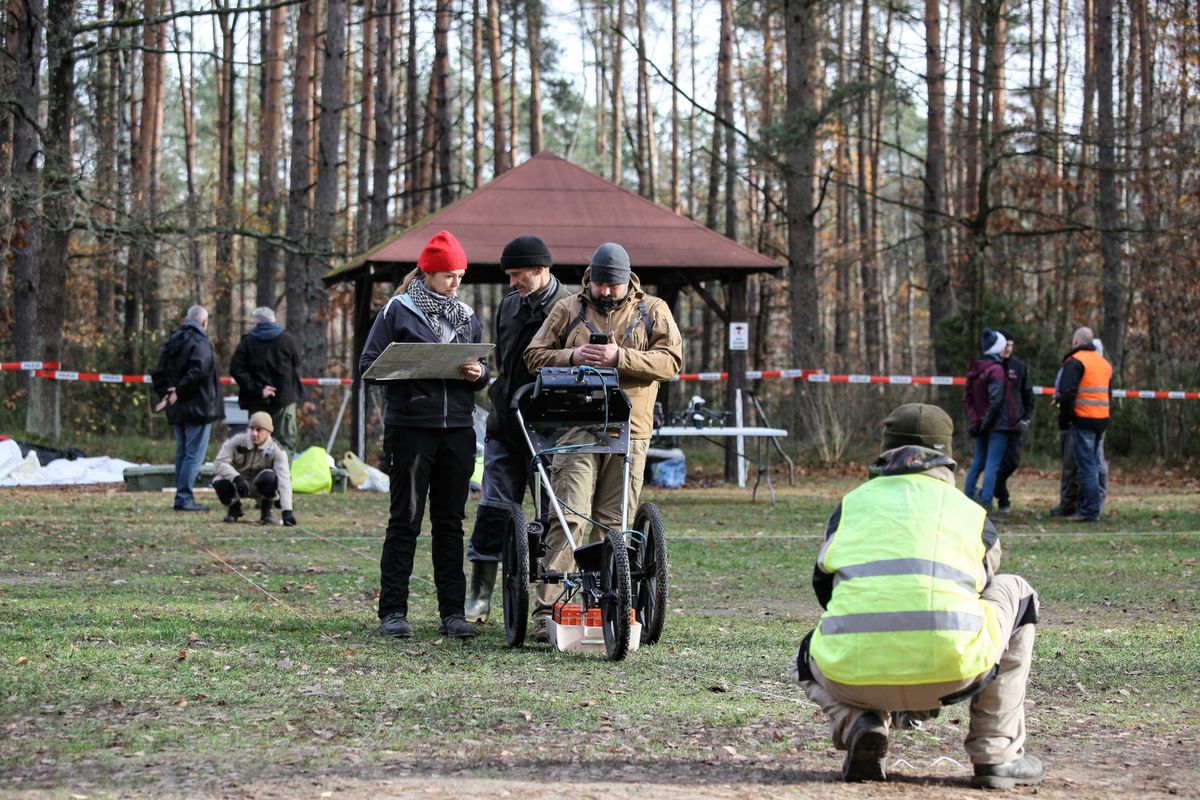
[{"xmin": 589, "ymin": 332, "xmax": 609, "ymax": 345}]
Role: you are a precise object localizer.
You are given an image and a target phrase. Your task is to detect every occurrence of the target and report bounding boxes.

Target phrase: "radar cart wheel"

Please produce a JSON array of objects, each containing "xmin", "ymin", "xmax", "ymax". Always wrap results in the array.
[
  {"xmin": 502, "ymin": 503, "xmax": 530, "ymax": 647},
  {"xmin": 632, "ymin": 502, "xmax": 669, "ymax": 645},
  {"xmin": 599, "ymin": 530, "xmax": 633, "ymax": 661}
]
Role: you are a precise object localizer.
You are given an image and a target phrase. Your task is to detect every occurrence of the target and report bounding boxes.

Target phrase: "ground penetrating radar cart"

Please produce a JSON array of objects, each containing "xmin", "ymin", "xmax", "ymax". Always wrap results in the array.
[{"xmin": 501, "ymin": 366, "xmax": 669, "ymax": 661}]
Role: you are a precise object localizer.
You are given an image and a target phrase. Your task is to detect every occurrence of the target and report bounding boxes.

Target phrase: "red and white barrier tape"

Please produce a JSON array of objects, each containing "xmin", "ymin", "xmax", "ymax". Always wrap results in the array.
[
  {"xmin": 673, "ymin": 369, "xmax": 1200, "ymax": 399},
  {"xmin": 19, "ymin": 364, "xmax": 1200, "ymax": 399},
  {"xmin": 1, "ymin": 361, "xmax": 60, "ymax": 371},
  {"xmin": 30, "ymin": 370, "xmax": 352, "ymax": 386}
]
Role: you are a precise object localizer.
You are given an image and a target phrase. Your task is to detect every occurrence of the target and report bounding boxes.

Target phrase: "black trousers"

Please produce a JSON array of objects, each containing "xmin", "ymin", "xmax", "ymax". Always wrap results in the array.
[
  {"xmin": 213, "ymin": 470, "xmax": 278, "ymax": 505},
  {"xmin": 379, "ymin": 425, "xmax": 475, "ymax": 620},
  {"xmin": 993, "ymin": 432, "xmax": 1024, "ymax": 507}
]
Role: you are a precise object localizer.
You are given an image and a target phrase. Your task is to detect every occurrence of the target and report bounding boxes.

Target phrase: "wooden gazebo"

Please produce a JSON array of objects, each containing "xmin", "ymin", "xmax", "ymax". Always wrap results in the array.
[{"xmin": 324, "ymin": 151, "xmax": 781, "ymax": 477}]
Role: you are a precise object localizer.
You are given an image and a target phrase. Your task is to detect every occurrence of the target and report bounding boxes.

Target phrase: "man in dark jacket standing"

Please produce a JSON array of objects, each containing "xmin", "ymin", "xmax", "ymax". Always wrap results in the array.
[
  {"xmin": 464, "ymin": 236, "xmax": 572, "ymax": 623},
  {"xmin": 993, "ymin": 328, "xmax": 1035, "ymax": 515},
  {"xmin": 151, "ymin": 305, "xmax": 223, "ymax": 512},
  {"xmin": 229, "ymin": 307, "xmax": 303, "ymax": 451},
  {"xmin": 1055, "ymin": 326, "xmax": 1112, "ymax": 522}
]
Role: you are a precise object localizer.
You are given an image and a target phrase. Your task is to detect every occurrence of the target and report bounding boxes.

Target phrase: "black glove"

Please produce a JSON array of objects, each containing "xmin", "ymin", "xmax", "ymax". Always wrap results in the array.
[
  {"xmin": 968, "ymin": 425, "xmax": 981, "ymax": 438},
  {"xmin": 233, "ymin": 475, "xmax": 251, "ymax": 497},
  {"xmin": 281, "ymin": 510, "xmax": 297, "ymax": 527},
  {"xmin": 1017, "ymin": 418, "xmax": 1031, "ymax": 433}
]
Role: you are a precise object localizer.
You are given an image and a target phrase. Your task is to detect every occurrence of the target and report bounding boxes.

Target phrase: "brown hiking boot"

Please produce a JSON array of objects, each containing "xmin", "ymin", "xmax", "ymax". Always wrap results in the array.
[{"xmin": 842, "ymin": 712, "xmax": 888, "ymax": 782}]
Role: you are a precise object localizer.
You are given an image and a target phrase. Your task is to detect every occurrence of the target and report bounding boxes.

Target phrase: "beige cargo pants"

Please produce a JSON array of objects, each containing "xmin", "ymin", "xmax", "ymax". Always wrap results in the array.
[
  {"xmin": 533, "ymin": 432, "xmax": 649, "ymax": 617},
  {"xmin": 796, "ymin": 574, "xmax": 1038, "ymax": 766}
]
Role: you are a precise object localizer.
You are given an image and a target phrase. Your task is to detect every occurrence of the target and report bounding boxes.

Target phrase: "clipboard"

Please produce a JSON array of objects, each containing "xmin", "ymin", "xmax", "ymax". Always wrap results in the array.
[{"xmin": 362, "ymin": 341, "xmax": 494, "ymax": 381}]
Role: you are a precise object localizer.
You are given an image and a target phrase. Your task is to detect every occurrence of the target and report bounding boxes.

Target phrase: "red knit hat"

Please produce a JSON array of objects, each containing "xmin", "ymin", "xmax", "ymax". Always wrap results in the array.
[{"xmin": 417, "ymin": 230, "xmax": 468, "ymax": 273}]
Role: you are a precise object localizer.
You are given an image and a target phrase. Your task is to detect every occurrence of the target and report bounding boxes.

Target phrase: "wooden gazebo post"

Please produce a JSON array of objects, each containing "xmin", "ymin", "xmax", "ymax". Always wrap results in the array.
[{"xmin": 724, "ymin": 275, "xmax": 749, "ymax": 483}]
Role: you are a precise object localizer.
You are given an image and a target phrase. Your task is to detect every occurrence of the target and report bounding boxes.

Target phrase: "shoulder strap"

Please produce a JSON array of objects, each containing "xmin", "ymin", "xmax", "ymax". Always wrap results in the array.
[
  {"xmin": 570, "ymin": 302, "xmax": 603, "ymax": 338},
  {"xmin": 621, "ymin": 300, "xmax": 653, "ymax": 341}
]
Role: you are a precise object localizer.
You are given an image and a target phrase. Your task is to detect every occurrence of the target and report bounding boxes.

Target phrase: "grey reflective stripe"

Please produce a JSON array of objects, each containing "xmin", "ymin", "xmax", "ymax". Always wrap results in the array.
[
  {"xmin": 1076, "ymin": 399, "xmax": 1110, "ymax": 406},
  {"xmin": 1079, "ymin": 386, "xmax": 1108, "ymax": 392},
  {"xmin": 834, "ymin": 558, "xmax": 978, "ymax": 593},
  {"xmin": 819, "ymin": 610, "xmax": 985, "ymax": 635}
]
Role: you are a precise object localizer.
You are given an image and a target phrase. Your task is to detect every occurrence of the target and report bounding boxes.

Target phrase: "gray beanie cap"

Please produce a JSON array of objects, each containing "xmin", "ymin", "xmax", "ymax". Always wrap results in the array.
[{"xmin": 589, "ymin": 242, "xmax": 631, "ymax": 285}]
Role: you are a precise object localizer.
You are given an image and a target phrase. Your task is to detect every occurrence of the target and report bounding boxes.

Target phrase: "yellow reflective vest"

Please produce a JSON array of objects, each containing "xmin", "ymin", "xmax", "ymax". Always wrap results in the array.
[{"xmin": 810, "ymin": 473, "xmax": 1004, "ymax": 686}]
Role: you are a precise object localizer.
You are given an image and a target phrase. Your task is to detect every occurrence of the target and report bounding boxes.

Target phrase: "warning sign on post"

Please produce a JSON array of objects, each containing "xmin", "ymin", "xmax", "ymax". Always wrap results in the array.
[{"xmin": 729, "ymin": 322, "xmax": 749, "ymax": 351}]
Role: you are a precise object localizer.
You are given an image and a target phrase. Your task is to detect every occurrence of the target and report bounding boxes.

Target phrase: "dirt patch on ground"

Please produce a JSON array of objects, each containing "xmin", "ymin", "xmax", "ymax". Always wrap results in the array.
[{"xmin": 7, "ymin": 718, "xmax": 1196, "ymax": 799}]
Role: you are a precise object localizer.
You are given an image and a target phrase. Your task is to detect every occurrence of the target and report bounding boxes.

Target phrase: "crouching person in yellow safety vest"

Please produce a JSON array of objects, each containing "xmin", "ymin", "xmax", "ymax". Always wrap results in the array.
[{"xmin": 789, "ymin": 403, "xmax": 1043, "ymax": 789}]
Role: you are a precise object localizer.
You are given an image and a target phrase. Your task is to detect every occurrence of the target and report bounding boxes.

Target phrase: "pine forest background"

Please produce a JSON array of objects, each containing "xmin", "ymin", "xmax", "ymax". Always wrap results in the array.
[{"xmin": 1, "ymin": 0, "xmax": 1198, "ymax": 463}]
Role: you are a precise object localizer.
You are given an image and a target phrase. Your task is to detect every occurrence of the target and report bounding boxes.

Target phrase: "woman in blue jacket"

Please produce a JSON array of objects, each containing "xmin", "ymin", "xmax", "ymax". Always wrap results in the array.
[{"xmin": 359, "ymin": 230, "xmax": 490, "ymax": 640}]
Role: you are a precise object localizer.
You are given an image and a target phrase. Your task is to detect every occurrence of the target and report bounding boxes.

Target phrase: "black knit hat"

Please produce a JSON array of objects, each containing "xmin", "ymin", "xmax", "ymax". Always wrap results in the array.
[
  {"xmin": 881, "ymin": 403, "xmax": 954, "ymax": 458},
  {"xmin": 501, "ymin": 235, "xmax": 552, "ymax": 269}
]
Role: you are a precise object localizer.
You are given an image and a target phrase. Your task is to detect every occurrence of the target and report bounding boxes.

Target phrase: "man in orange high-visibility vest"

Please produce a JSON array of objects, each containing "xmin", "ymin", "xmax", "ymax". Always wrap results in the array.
[{"xmin": 1056, "ymin": 326, "xmax": 1112, "ymax": 522}]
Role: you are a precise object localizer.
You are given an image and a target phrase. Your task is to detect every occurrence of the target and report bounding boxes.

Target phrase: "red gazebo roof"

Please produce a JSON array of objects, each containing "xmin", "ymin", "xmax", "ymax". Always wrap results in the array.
[{"xmin": 324, "ymin": 151, "xmax": 780, "ymax": 286}]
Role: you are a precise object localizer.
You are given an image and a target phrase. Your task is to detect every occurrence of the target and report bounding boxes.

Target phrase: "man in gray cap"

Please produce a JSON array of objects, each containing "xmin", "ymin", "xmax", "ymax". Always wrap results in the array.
[
  {"xmin": 788, "ymin": 403, "xmax": 1043, "ymax": 788},
  {"xmin": 464, "ymin": 235, "xmax": 572, "ymax": 623},
  {"xmin": 524, "ymin": 242, "xmax": 683, "ymax": 642}
]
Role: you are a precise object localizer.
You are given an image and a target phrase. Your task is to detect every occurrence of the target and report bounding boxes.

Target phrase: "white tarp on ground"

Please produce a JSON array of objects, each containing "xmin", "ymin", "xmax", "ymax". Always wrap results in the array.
[{"xmin": 0, "ymin": 439, "xmax": 144, "ymax": 487}]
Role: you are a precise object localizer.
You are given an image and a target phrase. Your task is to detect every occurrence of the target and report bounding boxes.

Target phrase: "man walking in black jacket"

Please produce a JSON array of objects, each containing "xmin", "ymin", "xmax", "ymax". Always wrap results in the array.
[
  {"xmin": 993, "ymin": 328, "xmax": 1035, "ymax": 515},
  {"xmin": 464, "ymin": 235, "xmax": 572, "ymax": 623},
  {"xmin": 151, "ymin": 305, "xmax": 223, "ymax": 512},
  {"xmin": 230, "ymin": 307, "xmax": 304, "ymax": 451}
]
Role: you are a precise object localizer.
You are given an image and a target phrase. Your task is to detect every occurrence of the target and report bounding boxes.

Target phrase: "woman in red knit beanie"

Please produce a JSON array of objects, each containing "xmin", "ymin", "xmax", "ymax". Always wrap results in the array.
[{"xmin": 359, "ymin": 229, "xmax": 490, "ymax": 641}]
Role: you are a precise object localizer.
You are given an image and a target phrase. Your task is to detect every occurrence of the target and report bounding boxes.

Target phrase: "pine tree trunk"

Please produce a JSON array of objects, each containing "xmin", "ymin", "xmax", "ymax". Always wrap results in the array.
[
  {"xmin": 256, "ymin": 2, "xmax": 285, "ymax": 308},
  {"xmin": 612, "ymin": 0, "xmax": 624, "ymax": 183},
  {"xmin": 27, "ymin": 0, "xmax": 76, "ymax": 438},
  {"xmin": 785, "ymin": 0, "xmax": 824, "ymax": 369},
  {"xmin": 419, "ymin": 70, "xmax": 436, "ymax": 212},
  {"xmin": 924, "ymin": 0, "xmax": 951, "ymax": 372},
  {"xmin": 402, "ymin": 0, "xmax": 417, "ymax": 220},
  {"xmin": 94, "ymin": 0, "xmax": 116, "ymax": 328},
  {"xmin": 670, "ymin": 0, "xmax": 680, "ymax": 211},
  {"xmin": 720, "ymin": 0, "xmax": 735, "ymax": 238},
  {"xmin": 213, "ymin": 2, "xmax": 237, "ymax": 361},
  {"xmin": 834, "ymin": 0, "xmax": 850, "ymax": 364},
  {"xmin": 857, "ymin": 0, "xmax": 881, "ymax": 372},
  {"xmin": 960, "ymin": 0, "xmax": 982, "ymax": 315},
  {"xmin": 434, "ymin": 0, "xmax": 453, "ymax": 205},
  {"xmin": 309, "ymin": 0, "xmax": 347, "ymax": 374},
  {"xmin": 527, "ymin": 0, "xmax": 544, "ymax": 154},
  {"xmin": 9, "ymin": 0, "xmax": 42, "ymax": 366},
  {"xmin": 133, "ymin": 0, "xmax": 166, "ymax": 337},
  {"xmin": 486, "ymin": 0, "xmax": 507, "ymax": 175},
  {"xmin": 116, "ymin": 0, "xmax": 136, "ymax": 356},
  {"xmin": 169, "ymin": 7, "xmax": 201, "ymax": 304},
  {"xmin": 284, "ymin": 0, "xmax": 317, "ymax": 338},
  {"xmin": 1095, "ymin": 0, "xmax": 1123, "ymax": 374},
  {"xmin": 367, "ymin": 0, "xmax": 392, "ymax": 243},
  {"xmin": 634, "ymin": 0, "xmax": 648, "ymax": 195},
  {"xmin": 355, "ymin": 7, "xmax": 374, "ymax": 253},
  {"xmin": 472, "ymin": 0, "xmax": 484, "ymax": 186}
]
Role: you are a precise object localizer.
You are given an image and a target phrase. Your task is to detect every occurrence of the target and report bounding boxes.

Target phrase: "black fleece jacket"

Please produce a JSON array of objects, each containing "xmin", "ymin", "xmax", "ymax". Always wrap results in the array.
[{"xmin": 359, "ymin": 294, "xmax": 490, "ymax": 429}]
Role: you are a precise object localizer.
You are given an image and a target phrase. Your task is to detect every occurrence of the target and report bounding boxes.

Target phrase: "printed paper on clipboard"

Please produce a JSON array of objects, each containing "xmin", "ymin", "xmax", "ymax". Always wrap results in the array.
[{"xmin": 362, "ymin": 342, "xmax": 494, "ymax": 381}]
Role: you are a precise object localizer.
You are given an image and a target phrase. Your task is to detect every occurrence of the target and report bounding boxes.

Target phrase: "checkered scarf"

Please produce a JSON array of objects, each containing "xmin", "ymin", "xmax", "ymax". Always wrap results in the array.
[{"xmin": 406, "ymin": 277, "xmax": 472, "ymax": 340}]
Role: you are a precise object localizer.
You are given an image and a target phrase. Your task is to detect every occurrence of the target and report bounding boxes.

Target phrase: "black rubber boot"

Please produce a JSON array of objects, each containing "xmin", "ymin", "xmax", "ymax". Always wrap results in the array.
[
  {"xmin": 259, "ymin": 499, "xmax": 276, "ymax": 526},
  {"xmin": 464, "ymin": 562, "xmax": 498, "ymax": 623},
  {"xmin": 223, "ymin": 500, "xmax": 244, "ymax": 524}
]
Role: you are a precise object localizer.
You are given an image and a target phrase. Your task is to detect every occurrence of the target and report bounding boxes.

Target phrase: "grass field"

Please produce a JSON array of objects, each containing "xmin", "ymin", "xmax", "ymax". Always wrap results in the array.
[{"xmin": 1, "ymin": 473, "xmax": 1197, "ymax": 799}]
